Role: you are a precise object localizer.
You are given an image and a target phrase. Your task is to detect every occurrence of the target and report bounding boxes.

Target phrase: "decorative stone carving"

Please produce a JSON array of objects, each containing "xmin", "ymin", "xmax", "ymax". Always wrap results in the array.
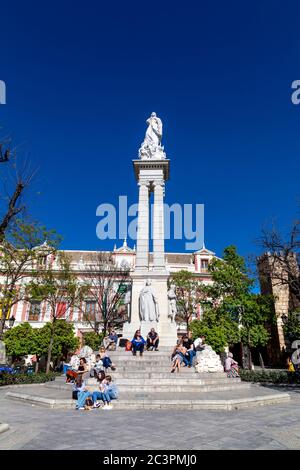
[
  {"xmin": 124, "ymin": 285, "xmax": 131, "ymax": 319},
  {"xmin": 167, "ymin": 285, "xmax": 177, "ymax": 322},
  {"xmin": 139, "ymin": 279, "xmax": 160, "ymax": 322},
  {"xmin": 194, "ymin": 345, "xmax": 224, "ymax": 373},
  {"xmin": 139, "ymin": 112, "xmax": 166, "ymax": 160}
]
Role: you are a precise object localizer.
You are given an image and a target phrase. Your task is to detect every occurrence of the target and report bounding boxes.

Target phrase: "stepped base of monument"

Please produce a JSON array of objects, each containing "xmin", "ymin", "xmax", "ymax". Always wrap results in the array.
[
  {"xmin": 4, "ymin": 350, "xmax": 291, "ymax": 410},
  {"xmin": 5, "ymin": 383, "xmax": 290, "ymax": 410}
]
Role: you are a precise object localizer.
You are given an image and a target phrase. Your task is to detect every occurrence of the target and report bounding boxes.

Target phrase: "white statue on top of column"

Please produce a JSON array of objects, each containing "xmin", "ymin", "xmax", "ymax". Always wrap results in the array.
[
  {"xmin": 139, "ymin": 112, "xmax": 166, "ymax": 160},
  {"xmin": 139, "ymin": 279, "xmax": 160, "ymax": 322}
]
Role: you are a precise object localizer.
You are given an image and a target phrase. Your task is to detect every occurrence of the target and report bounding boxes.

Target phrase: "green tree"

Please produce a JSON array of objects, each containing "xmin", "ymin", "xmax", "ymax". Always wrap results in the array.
[
  {"xmin": 192, "ymin": 245, "xmax": 275, "ymax": 364},
  {"xmin": 170, "ymin": 270, "xmax": 202, "ymax": 331},
  {"xmin": 283, "ymin": 310, "xmax": 300, "ymax": 343},
  {"xmin": 3, "ymin": 322, "xmax": 36, "ymax": 360},
  {"xmin": 83, "ymin": 331, "xmax": 104, "ymax": 351},
  {"xmin": 37, "ymin": 321, "xmax": 79, "ymax": 365},
  {"xmin": 0, "ymin": 220, "xmax": 59, "ymax": 339},
  {"xmin": 27, "ymin": 252, "xmax": 86, "ymax": 373}
]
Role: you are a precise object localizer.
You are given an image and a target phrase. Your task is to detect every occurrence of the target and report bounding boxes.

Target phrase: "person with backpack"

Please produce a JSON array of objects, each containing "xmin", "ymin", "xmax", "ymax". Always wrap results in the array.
[{"xmin": 75, "ymin": 375, "xmax": 93, "ymax": 410}]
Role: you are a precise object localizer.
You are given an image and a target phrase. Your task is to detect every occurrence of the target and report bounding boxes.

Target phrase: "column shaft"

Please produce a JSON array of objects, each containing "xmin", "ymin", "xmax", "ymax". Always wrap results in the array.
[
  {"xmin": 135, "ymin": 182, "xmax": 149, "ymax": 270},
  {"xmin": 153, "ymin": 181, "xmax": 165, "ymax": 270}
]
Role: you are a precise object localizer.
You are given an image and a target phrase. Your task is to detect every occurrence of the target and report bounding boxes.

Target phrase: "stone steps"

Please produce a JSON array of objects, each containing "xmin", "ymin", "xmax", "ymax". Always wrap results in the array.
[
  {"xmin": 96, "ymin": 372, "xmax": 231, "ymax": 380},
  {"xmin": 5, "ymin": 384, "xmax": 291, "ymax": 410},
  {"xmin": 4, "ymin": 347, "xmax": 292, "ymax": 410},
  {"xmin": 89, "ymin": 377, "xmax": 241, "ymax": 386},
  {"xmin": 110, "ymin": 383, "xmax": 250, "ymax": 393}
]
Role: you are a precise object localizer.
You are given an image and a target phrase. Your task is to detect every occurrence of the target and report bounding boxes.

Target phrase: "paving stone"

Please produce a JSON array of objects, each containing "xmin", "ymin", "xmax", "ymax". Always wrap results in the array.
[{"xmin": 0, "ymin": 388, "xmax": 299, "ymax": 449}]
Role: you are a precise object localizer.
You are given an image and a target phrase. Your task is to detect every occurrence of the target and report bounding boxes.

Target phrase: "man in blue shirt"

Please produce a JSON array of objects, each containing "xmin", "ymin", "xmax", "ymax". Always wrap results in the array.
[{"xmin": 103, "ymin": 330, "xmax": 119, "ymax": 350}]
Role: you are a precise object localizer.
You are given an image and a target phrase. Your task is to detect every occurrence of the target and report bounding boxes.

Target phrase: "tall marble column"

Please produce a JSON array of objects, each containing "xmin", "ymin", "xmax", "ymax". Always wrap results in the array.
[
  {"xmin": 152, "ymin": 180, "xmax": 166, "ymax": 270},
  {"xmin": 135, "ymin": 181, "xmax": 149, "ymax": 270},
  {"xmin": 122, "ymin": 113, "xmax": 176, "ymax": 347}
]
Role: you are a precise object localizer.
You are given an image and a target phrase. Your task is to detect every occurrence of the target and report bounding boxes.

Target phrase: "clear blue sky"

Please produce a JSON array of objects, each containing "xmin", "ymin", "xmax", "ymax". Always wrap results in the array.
[{"xmin": 1, "ymin": 0, "xmax": 300, "ymax": 259}]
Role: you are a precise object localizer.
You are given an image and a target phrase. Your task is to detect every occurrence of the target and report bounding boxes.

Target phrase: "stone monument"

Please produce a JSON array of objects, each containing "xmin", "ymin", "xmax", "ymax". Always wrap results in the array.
[
  {"xmin": 122, "ymin": 113, "xmax": 177, "ymax": 346},
  {"xmin": 167, "ymin": 284, "xmax": 177, "ymax": 323},
  {"xmin": 194, "ymin": 345, "xmax": 224, "ymax": 373}
]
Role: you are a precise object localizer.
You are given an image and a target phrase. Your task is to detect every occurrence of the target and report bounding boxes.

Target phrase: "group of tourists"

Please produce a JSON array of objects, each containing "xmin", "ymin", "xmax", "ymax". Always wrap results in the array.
[
  {"xmin": 65, "ymin": 327, "xmax": 241, "ymax": 410},
  {"xmin": 73, "ymin": 371, "xmax": 118, "ymax": 410},
  {"xmin": 128, "ymin": 328, "xmax": 240, "ymax": 377},
  {"xmin": 170, "ymin": 332, "xmax": 205, "ymax": 373},
  {"xmin": 65, "ymin": 331, "xmax": 120, "ymax": 410}
]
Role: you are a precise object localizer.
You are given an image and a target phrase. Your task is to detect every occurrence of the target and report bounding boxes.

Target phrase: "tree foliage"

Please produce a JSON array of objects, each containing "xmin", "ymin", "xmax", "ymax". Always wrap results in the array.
[
  {"xmin": 170, "ymin": 270, "xmax": 202, "ymax": 331},
  {"xmin": 83, "ymin": 331, "xmax": 104, "ymax": 351},
  {"xmin": 283, "ymin": 309, "xmax": 300, "ymax": 343},
  {"xmin": 190, "ymin": 245, "xmax": 275, "ymax": 357},
  {"xmin": 0, "ymin": 220, "xmax": 60, "ymax": 338},
  {"xmin": 4, "ymin": 322, "xmax": 36, "ymax": 358},
  {"xmin": 4, "ymin": 320, "xmax": 79, "ymax": 365},
  {"xmin": 36, "ymin": 320, "xmax": 79, "ymax": 360},
  {"xmin": 79, "ymin": 252, "xmax": 130, "ymax": 336},
  {"xmin": 27, "ymin": 252, "xmax": 85, "ymax": 372}
]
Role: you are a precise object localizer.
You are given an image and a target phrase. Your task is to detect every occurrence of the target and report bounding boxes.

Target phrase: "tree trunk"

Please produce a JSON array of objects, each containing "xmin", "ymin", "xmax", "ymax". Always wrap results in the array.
[
  {"xmin": 102, "ymin": 320, "xmax": 107, "ymax": 338},
  {"xmin": 0, "ymin": 182, "xmax": 25, "ymax": 241},
  {"xmin": 46, "ymin": 322, "xmax": 55, "ymax": 374},
  {"xmin": 0, "ymin": 317, "xmax": 5, "ymax": 340},
  {"xmin": 249, "ymin": 348, "xmax": 253, "ymax": 370},
  {"xmin": 258, "ymin": 351, "xmax": 265, "ymax": 369},
  {"xmin": 0, "ymin": 307, "xmax": 9, "ymax": 340},
  {"xmin": 35, "ymin": 356, "xmax": 39, "ymax": 373},
  {"xmin": 186, "ymin": 311, "xmax": 190, "ymax": 333}
]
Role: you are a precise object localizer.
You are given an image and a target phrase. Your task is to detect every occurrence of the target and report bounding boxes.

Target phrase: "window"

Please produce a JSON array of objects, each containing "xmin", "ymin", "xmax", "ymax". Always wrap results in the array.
[
  {"xmin": 201, "ymin": 259, "xmax": 209, "ymax": 270},
  {"xmin": 56, "ymin": 302, "xmax": 67, "ymax": 319},
  {"xmin": 28, "ymin": 301, "xmax": 41, "ymax": 321},
  {"xmin": 85, "ymin": 300, "xmax": 97, "ymax": 320},
  {"xmin": 37, "ymin": 255, "xmax": 47, "ymax": 268}
]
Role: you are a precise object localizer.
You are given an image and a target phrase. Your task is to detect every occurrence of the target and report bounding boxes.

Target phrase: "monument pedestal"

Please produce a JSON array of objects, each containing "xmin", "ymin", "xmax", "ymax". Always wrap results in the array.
[{"xmin": 122, "ymin": 271, "xmax": 177, "ymax": 348}]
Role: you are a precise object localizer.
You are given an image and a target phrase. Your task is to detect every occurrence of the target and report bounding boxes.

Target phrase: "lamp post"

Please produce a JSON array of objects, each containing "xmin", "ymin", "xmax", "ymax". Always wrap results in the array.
[{"xmin": 0, "ymin": 315, "xmax": 16, "ymax": 341}]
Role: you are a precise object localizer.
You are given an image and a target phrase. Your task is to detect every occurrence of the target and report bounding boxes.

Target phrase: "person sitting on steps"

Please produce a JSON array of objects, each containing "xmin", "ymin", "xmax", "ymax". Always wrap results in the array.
[
  {"xmin": 66, "ymin": 356, "xmax": 88, "ymax": 383},
  {"xmin": 193, "ymin": 335, "xmax": 206, "ymax": 351},
  {"xmin": 72, "ymin": 374, "xmax": 85, "ymax": 400},
  {"xmin": 75, "ymin": 375, "xmax": 93, "ymax": 410},
  {"xmin": 90, "ymin": 354, "xmax": 104, "ymax": 378},
  {"xmin": 99, "ymin": 346, "xmax": 116, "ymax": 371},
  {"xmin": 131, "ymin": 330, "xmax": 146, "ymax": 356},
  {"xmin": 92, "ymin": 374, "xmax": 118, "ymax": 410},
  {"xmin": 181, "ymin": 333, "xmax": 196, "ymax": 368},
  {"xmin": 146, "ymin": 328, "xmax": 159, "ymax": 351},
  {"xmin": 103, "ymin": 330, "xmax": 119, "ymax": 351},
  {"xmin": 170, "ymin": 343, "xmax": 187, "ymax": 373},
  {"xmin": 224, "ymin": 352, "xmax": 240, "ymax": 378}
]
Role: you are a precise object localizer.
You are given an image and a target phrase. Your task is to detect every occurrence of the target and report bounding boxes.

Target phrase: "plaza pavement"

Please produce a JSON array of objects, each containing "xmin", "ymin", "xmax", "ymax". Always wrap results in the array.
[{"xmin": 0, "ymin": 386, "xmax": 300, "ymax": 450}]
